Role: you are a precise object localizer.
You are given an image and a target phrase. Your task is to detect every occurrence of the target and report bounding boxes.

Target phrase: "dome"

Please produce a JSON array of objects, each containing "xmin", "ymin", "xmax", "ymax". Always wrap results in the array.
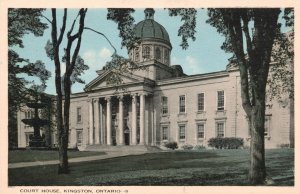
[{"xmin": 134, "ymin": 9, "xmax": 171, "ymax": 47}]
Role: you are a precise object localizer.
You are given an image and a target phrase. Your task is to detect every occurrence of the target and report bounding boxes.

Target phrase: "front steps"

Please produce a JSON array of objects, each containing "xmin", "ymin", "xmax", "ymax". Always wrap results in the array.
[{"xmin": 82, "ymin": 144, "xmax": 161, "ymax": 154}]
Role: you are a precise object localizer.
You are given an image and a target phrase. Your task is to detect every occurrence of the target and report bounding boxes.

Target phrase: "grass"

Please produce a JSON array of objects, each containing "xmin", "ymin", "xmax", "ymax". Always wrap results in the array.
[
  {"xmin": 8, "ymin": 150, "xmax": 106, "ymax": 163},
  {"xmin": 8, "ymin": 148, "xmax": 294, "ymax": 186}
]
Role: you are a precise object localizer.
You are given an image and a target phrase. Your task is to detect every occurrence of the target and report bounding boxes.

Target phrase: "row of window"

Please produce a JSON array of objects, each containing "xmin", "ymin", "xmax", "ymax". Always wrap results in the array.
[
  {"xmin": 161, "ymin": 90, "xmax": 225, "ymax": 114},
  {"xmin": 24, "ymin": 110, "xmax": 35, "ymax": 119},
  {"xmin": 134, "ymin": 46, "xmax": 169, "ymax": 63},
  {"xmin": 161, "ymin": 122, "xmax": 223, "ymax": 141},
  {"xmin": 162, "ymin": 117, "xmax": 271, "ymax": 141}
]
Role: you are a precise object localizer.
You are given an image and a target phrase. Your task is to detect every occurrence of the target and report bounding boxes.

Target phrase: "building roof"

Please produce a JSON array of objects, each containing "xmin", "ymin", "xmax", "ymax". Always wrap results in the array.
[{"xmin": 134, "ymin": 9, "xmax": 171, "ymax": 46}]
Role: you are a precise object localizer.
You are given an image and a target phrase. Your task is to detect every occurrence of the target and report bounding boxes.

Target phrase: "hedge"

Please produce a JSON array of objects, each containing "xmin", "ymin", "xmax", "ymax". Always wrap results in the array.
[
  {"xmin": 208, "ymin": 137, "xmax": 244, "ymax": 149},
  {"xmin": 164, "ymin": 142, "xmax": 178, "ymax": 150}
]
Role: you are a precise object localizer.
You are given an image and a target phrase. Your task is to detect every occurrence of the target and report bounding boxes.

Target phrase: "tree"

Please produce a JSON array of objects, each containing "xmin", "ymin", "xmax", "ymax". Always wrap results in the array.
[
  {"xmin": 206, "ymin": 8, "xmax": 283, "ymax": 184},
  {"xmin": 46, "ymin": 8, "xmax": 139, "ymax": 173},
  {"xmin": 8, "ymin": 8, "xmax": 51, "ymax": 148},
  {"xmin": 45, "ymin": 8, "xmax": 88, "ymax": 173}
]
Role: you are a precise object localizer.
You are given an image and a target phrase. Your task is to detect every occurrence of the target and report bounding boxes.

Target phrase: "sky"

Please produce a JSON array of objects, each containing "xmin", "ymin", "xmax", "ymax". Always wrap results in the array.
[{"xmin": 14, "ymin": 8, "xmax": 288, "ymax": 95}]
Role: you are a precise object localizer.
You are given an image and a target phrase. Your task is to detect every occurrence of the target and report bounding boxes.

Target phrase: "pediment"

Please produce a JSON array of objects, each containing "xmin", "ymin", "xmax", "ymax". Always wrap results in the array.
[{"xmin": 84, "ymin": 70, "xmax": 144, "ymax": 91}]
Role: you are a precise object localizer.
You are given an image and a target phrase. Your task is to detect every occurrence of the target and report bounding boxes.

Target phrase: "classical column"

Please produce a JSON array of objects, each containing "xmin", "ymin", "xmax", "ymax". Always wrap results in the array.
[
  {"xmin": 100, "ymin": 102, "xmax": 104, "ymax": 144},
  {"xmin": 131, "ymin": 94, "xmax": 137, "ymax": 145},
  {"xmin": 139, "ymin": 93, "xmax": 145, "ymax": 145},
  {"xmin": 118, "ymin": 95, "xmax": 124, "ymax": 145},
  {"xmin": 94, "ymin": 98, "xmax": 100, "ymax": 144},
  {"xmin": 106, "ymin": 96, "xmax": 112, "ymax": 145},
  {"xmin": 151, "ymin": 97, "xmax": 155, "ymax": 146},
  {"xmin": 89, "ymin": 99, "xmax": 94, "ymax": 145}
]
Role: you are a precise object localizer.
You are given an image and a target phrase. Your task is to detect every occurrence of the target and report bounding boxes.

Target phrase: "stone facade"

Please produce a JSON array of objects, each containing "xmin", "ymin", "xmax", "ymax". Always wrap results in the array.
[{"xmin": 17, "ymin": 9, "xmax": 293, "ymax": 149}]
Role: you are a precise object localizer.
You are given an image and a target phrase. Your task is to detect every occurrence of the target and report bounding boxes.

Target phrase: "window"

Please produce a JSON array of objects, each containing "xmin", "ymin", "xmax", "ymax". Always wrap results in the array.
[
  {"xmin": 135, "ymin": 48, "xmax": 139, "ymax": 61},
  {"xmin": 264, "ymin": 115, "xmax": 271, "ymax": 136},
  {"xmin": 179, "ymin": 95, "xmax": 186, "ymax": 113},
  {"xmin": 77, "ymin": 107, "xmax": 82, "ymax": 123},
  {"xmin": 179, "ymin": 125, "xmax": 186, "ymax": 140},
  {"xmin": 25, "ymin": 110, "xmax": 34, "ymax": 119},
  {"xmin": 197, "ymin": 124, "xmax": 205, "ymax": 138},
  {"xmin": 161, "ymin": 96, "xmax": 168, "ymax": 114},
  {"xmin": 216, "ymin": 122, "xmax": 225, "ymax": 137},
  {"xmin": 164, "ymin": 49, "xmax": 169, "ymax": 64},
  {"xmin": 162, "ymin": 126, "xmax": 168, "ymax": 141},
  {"xmin": 155, "ymin": 47, "xmax": 161, "ymax": 60},
  {"xmin": 217, "ymin": 90, "xmax": 225, "ymax": 110},
  {"xmin": 76, "ymin": 130, "xmax": 83, "ymax": 146},
  {"xmin": 143, "ymin": 46, "xmax": 150, "ymax": 59},
  {"xmin": 198, "ymin": 93, "xmax": 205, "ymax": 111}
]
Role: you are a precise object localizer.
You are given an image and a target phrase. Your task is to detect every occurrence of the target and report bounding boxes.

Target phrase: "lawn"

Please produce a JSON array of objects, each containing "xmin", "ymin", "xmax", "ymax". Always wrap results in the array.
[
  {"xmin": 8, "ymin": 150, "xmax": 106, "ymax": 163},
  {"xmin": 8, "ymin": 148, "xmax": 294, "ymax": 186}
]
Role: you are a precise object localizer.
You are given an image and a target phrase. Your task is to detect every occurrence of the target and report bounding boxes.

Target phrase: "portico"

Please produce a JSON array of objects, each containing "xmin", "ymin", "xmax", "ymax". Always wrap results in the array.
[{"xmin": 88, "ymin": 92, "xmax": 149, "ymax": 146}]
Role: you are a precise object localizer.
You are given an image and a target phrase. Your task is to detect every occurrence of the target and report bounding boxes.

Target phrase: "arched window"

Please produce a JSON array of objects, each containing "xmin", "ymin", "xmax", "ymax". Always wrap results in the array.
[
  {"xmin": 155, "ymin": 47, "xmax": 161, "ymax": 60},
  {"xmin": 143, "ymin": 46, "xmax": 150, "ymax": 60},
  {"xmin": 164, "ymin": 49, "xmax": 169, "ymax": 64},
  {"xmin": 135, "ymin": 48, "xmax": 139, "ymax": 62}
]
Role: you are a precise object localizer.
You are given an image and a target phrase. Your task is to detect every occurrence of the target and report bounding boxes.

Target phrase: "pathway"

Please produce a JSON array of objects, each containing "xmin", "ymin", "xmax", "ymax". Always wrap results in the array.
[{"xmin": 8, "ymin": 150, "xmax": 152, "ymax": 169}]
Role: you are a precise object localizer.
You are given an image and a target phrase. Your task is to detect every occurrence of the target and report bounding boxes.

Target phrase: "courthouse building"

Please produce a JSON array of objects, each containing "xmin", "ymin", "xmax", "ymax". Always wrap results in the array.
[{"xmin": 17, "ymin": 9, "xmax": 293, "ymax": 149}]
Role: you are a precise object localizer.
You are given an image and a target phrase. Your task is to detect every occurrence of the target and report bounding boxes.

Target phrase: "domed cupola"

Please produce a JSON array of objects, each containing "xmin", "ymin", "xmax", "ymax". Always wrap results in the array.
[{"xmin": 129, "ymin": 8, "xmax": 172, "ymax": 66}]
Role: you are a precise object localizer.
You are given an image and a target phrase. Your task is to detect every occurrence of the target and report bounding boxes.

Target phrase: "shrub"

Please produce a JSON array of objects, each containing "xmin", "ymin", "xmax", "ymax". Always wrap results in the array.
[
  {"xmin": 181, "ymin": 144, "xmax": 194, "ymax": 150},
  {"xmin": 194, "ymin": 144, "xmax": 206, "ymax": 150},
  {"xmin": 164, "ymin": 142, "xmax": 178, "ymax": 150},
  {"xmin": 208, "ymin": 137, "xmax": 244, "ymax": 149}
]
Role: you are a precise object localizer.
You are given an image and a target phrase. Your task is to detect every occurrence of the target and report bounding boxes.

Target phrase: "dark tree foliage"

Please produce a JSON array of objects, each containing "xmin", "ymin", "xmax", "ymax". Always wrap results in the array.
[
  {"xmin": 167, "ymin": 8, "xmax": 197, "ymax": 49},
  {"xmin": 268, "ymin": 8, "xmax": 294, "ymax": 101},
  {"xmin": 268, "ymin": 8, "xmax": 294, "ymax": 148},
  {"xmin": 102, "ymin": 9, "xmax": 145, "ymax": 91},
  {"xmin": 8, "ymin": 9, "xmax": 51, "ymax": 148},
  {"xmin": 107, "ymin": 8, "xmax": 140, "ymax": 50},
  {"xmin": 8, "ymin": 8, "xmax": 48, "ymax": 48}
]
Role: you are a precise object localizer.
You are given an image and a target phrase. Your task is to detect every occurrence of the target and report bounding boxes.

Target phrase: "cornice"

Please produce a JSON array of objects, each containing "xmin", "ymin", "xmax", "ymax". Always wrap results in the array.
[{"xmin": 156, "ymin": 71, "xmax": 229, "ymax": 86}]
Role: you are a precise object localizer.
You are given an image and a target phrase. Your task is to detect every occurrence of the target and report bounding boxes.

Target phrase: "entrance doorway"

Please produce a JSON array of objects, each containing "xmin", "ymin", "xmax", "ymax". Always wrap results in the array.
[
  {"xmin": 125, "ymin": 133, "xmax": 130, "ymax": 145},
  {"xmin": 124, "ymin": 126, "xmax": 130, "ymax": 145}
]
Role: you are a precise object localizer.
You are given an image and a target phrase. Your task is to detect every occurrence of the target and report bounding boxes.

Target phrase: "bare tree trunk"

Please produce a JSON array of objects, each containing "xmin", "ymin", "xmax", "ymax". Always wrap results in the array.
[
  {"xmin": 61, "ymin": 77, "xmax": 71, "ymax": 174},
  {"xmin": 50, "ymin": 8, "xmax": 68, "ymax": 174},
  {"xmin": 57, "ymin": 96, "xmax": 68, "ymax": 173},
  {"xmin": 58, "ymin": 8, "xmax": 86, "ymax": 174},
  {"xmin": 248, "ymin": 103, "xmax": 266, "ymax": 184}
]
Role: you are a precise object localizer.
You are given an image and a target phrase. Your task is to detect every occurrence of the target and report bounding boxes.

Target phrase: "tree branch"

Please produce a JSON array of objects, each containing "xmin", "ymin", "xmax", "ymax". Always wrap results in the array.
[
  {"xmin": 221, "ymin": 9, "xmax": 252, "ymax": 114},
  {"xmin": 51, "ymin": 9, "xmax": 62, "ymax": 97},
  {"xmin": 41, "ymin": 14, "xmax": 52, "ymax": 24},
  {"xmin": 70, "ymin": 9, "xmax": 87, "ymax": 73},
  {"xmin": 84, "ymin": 27, "xmax": 117, "ymax": 55},
  {"xmin": 67, "ymin": 10, "xmax": 80, "ymax": 38},
  {"xmin": 57, "ymin": 9, "xmax": 67, "ymax": 46},
  {"xmin": 241, "ymin": 12, "xmax": 253, "ymax": 59}
]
